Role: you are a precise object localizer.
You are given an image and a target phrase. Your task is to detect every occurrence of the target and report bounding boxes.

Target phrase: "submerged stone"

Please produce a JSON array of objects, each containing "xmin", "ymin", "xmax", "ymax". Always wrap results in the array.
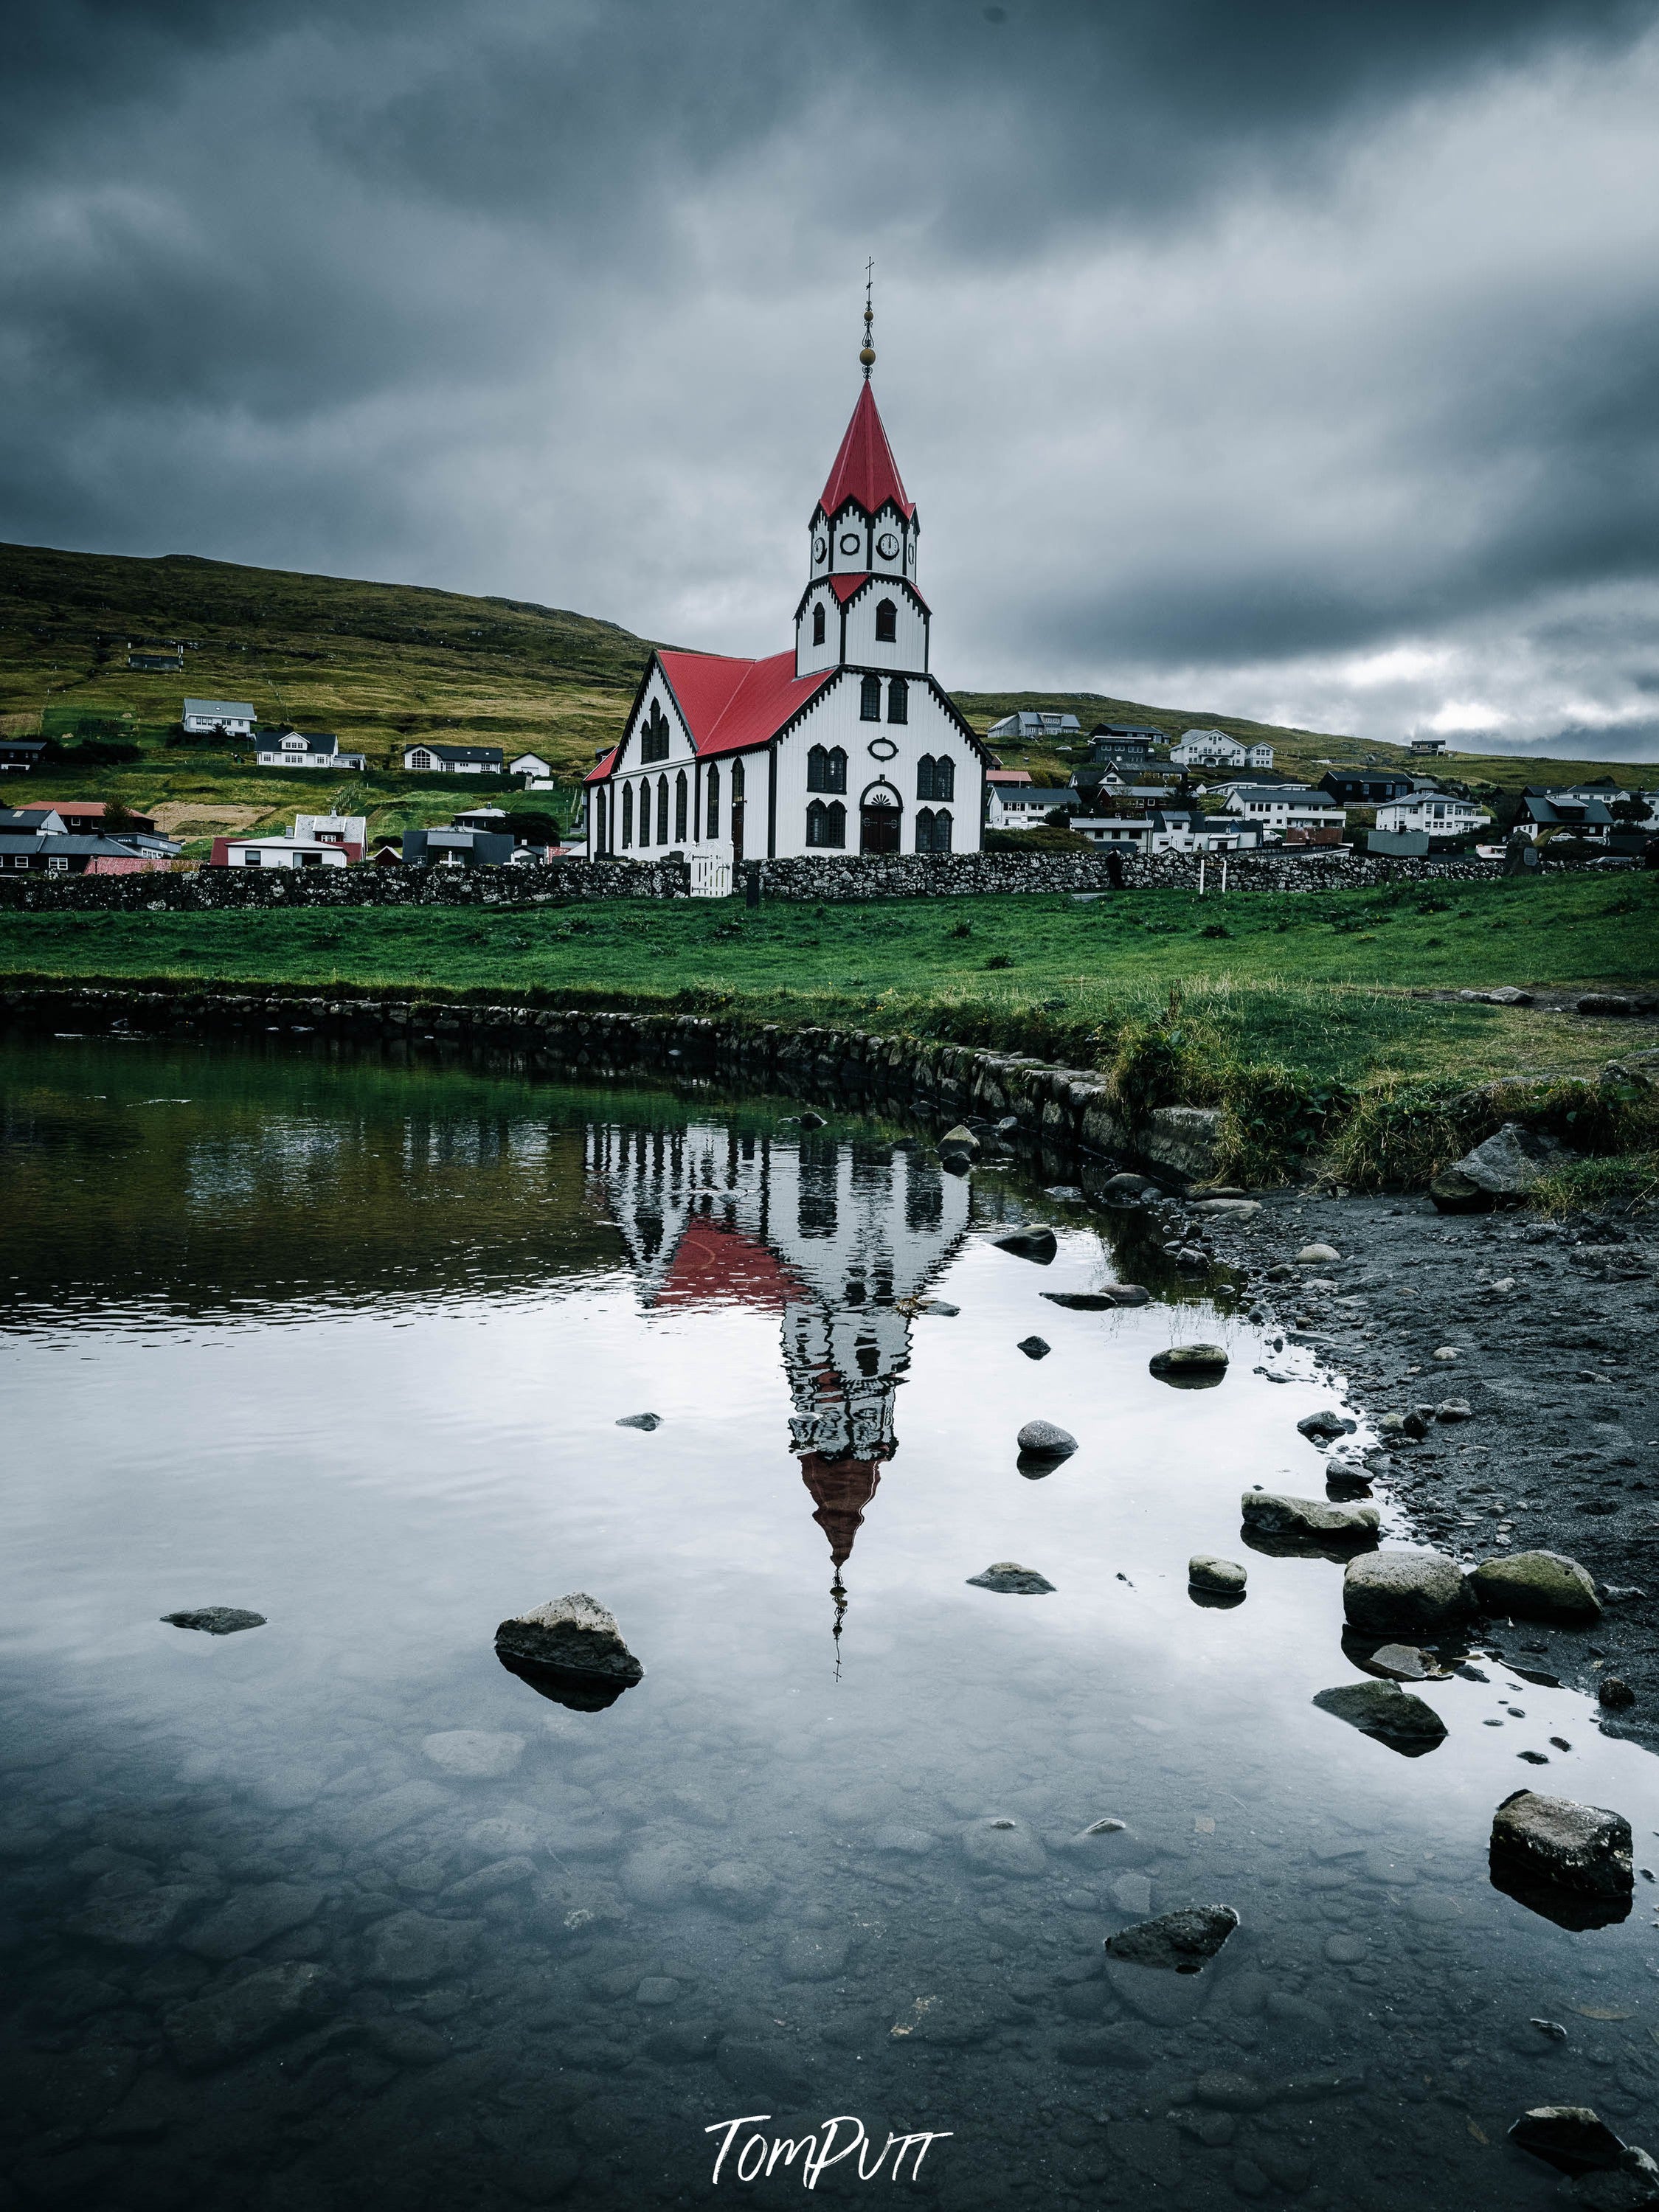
[
  {"xmin": 966, "ymin": 1561, "xmax": 1056, "ymax": 1594},
  {"xmin": 422, "ymin": 1730, "xmax": 525, "ymax": 1779},
  {"xmin": 1312, "ymin": 1679, "xmax": 1447, "ymax": 1754},
  {"xmin": 994, "ymin": 1226, "xmax": 1058, "ymax": 1263},
  {"xmin": 161, "ymin": 1607, "xmax": 266, "ymax": 1635},
  {"xmin": 1105, "ymin": 1904, "xmax": 1238, "ymax": 1974},
  {"xmin": 165, "ymin": 1963, "xmax": 333, "ymax": 2072},
  {"xmin": 1509, "ymin": 2107, "xmax": 1629, "ymax": 2177},
  {"xmin": 961, "ymin": 1816, "xmax": 1047, "ymax": 1876}
]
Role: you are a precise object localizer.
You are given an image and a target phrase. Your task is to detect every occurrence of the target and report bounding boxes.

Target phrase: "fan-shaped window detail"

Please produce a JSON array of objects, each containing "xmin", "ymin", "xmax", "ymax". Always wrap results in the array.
[
  {"xmin": 811, "ymin": 603, "xmax": 826, "ymax": 645},
  {"xmin": 860, "ymin": 675, "xmax": 882, "ymax": 721},
  {"xmin": 706, "ymin": 763, "xmax": 720, "ymax": 839},
  {"xmin": 640, "ymin": 701, "xmax": 670, "ymax": 763},
  {"xmin": 807, "ymin": 745, "xmax": 847, "ymax": 793},
  {"xmin": 806, "ymin": 799, "xmax": 847, "ymax": 848},
  {"xmin": 621, "ymin": 783, "xmax": 634, "ymax": 847},
  {"xmin": 875, "ymin": 597, "xmax": 897, "ymax": 642},
  {"xmin": 887, "ymin": 676, "xmax": 908, "ymax": 725},
  {"xmin": 673, "ymin": 770, "xmax": 688, "ymax": 842}
]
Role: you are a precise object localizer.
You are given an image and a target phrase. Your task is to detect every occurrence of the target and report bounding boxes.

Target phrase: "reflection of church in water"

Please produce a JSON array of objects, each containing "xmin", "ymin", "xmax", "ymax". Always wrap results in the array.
[{"xmin": 589, "ymin": 1121, "xmax": 971, "ymax": 1635}]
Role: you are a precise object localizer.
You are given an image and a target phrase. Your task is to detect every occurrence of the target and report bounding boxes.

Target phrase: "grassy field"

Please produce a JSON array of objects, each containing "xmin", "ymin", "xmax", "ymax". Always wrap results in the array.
[{"xmin": 4, "ymin": 541, "xmax": 1655, "ymax": 857}]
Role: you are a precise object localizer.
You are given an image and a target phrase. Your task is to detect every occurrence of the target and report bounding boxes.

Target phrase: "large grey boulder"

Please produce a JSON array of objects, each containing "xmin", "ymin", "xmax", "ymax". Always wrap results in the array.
[
  {"xmin": 1312, "ymin": 1679, "xmax": 1447, "ymax": 1753},
  {"xmin": 1343, "ymin": 1550, "xmax": 1467, "ymax": 1636},
  {"xmin": 1451, "ymin": 1121, "xmax": 1561, "ymax": 1198},
  {"xmin": 1016, "ymin": 1421, "xmax": 1077, "ymax": 1460},
  {"xmin": 1467, "ymin": 1550, "xmax": 1601, "ymax": 1624},
  {"xmin": 494, "ymin": 1592, "xmax": 643, "ymax": 1686},
  {"xmin": 1104, "ymin": 1904, "xmax": 1238, "ymax": 1972},
  {"xmin": 1241, "ymin": 1493, "xmax": 1379, "ymax": 1544},
  {"xmin": 1509, "ymin": 2107, "xmax": 1630, "ymax": 2177},
  {"xmin": 1491, "ymin": 1791, "xmax": 1633, "ymax": 1901}
]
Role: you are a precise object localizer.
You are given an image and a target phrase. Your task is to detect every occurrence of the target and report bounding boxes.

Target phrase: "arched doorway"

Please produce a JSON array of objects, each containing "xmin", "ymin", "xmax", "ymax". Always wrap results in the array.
[{"xmin": 859, "ymin": 780, "xmax": 902, "ymax": 854}]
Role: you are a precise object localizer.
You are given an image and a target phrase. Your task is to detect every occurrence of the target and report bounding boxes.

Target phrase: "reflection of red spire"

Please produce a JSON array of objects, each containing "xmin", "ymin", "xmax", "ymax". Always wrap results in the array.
[{"xmin": 798, "ymin": 1452, "xmax": 887, "ymax": 1568}]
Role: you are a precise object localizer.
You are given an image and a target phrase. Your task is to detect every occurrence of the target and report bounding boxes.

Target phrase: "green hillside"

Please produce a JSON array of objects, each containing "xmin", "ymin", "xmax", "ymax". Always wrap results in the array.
[{"xmin": 0, "ymin": 541, "xmax": 1650, "ymax": 859}]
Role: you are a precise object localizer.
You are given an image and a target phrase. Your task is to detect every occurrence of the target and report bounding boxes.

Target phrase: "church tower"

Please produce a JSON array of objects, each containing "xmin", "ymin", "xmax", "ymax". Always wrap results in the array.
[{"xmin": 794, "ymin": 296, "xmax": 930, "ymax": 681}]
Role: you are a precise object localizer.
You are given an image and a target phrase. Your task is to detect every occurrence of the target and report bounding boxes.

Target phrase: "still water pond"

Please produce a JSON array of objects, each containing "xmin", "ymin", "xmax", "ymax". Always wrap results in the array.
[{"xmin": 1, "ymin": 1035, "xmax": 1655, "ymax": 2211}]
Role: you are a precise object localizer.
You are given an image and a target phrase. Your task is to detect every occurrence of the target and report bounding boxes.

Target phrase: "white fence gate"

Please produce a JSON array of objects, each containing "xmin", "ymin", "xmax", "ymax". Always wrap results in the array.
[{"xmin": 690, "ymin": 854, "xmax": 733, "ymax": 898}]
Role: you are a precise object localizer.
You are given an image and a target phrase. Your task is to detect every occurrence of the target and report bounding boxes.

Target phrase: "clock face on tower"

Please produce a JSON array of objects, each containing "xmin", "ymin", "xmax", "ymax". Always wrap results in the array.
[
  {"xmin": 876, "ymin": 533, "xmax": 899, "ymax": 559},
  {"xmin": 813, "ymin": 538, "xmax": 827, "ymax": 563},
  {"xmin": 838, "ymin": 533, "xmax": 862, "ymax": 556}
]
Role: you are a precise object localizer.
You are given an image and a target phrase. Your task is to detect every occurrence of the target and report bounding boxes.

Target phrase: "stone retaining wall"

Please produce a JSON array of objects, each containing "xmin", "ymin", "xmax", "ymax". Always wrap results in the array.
[
  {"xmin": 0, "ymin": 845, "xmax": 1613, "ymax": 914},
  {"xmin": 0, "ymin": 980, "xmax": 1223, "ymax": 1184}
]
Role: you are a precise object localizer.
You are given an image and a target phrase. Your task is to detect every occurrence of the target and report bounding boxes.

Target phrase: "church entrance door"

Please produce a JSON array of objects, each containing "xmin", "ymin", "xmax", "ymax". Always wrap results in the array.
[{"xmin": 859, "ymin": 787, "xmax": 901, "ymax": 854}]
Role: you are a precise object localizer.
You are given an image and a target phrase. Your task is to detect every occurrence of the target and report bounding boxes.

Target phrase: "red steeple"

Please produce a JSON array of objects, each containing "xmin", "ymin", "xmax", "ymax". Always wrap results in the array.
[{"xmin": 817, "ymin": 383, "xmax": 915, "ymax": 521}]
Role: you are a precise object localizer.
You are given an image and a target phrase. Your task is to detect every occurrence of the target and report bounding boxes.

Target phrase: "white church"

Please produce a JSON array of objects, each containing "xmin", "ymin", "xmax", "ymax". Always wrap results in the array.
[{"xmin": 584, "ymin": 319, "xmax": 987, "ymax": 866}]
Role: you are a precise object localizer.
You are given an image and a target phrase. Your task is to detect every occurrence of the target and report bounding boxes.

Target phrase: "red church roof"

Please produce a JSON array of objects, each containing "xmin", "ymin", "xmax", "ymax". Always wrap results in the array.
[
  {"xmin": 657, "ymin": 649, "xmax": 834, "ymax": 760},
  {"xmin": 817, "ymin": 383, "xmax": 914, "ymax": 521}
]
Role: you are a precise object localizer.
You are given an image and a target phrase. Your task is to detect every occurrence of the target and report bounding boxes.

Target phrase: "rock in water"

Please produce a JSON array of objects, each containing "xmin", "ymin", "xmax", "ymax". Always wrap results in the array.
[
  {"xmin": 939, "ymin": 1124, "xmax": 980, "ymax": 1157},
  {"xmin": 966, "ymin": 1562, "xmax": 1056, "ymax": 1595},
  {"xmin": 421, "ymin": 1730, "xmax": 525, "ymax": 1779},
  {"xmin": 1188, "ymin": 1556, "xmax": 1247, "ymax": 1595},
  {"xmin": 1468, "ymin": 1550, "xmax": 1601, "ymax": 1624},
  {"xmin": 1560, "ymin": 2147, "xmax": 1659, "ymax": 2211},
  {"xmin": 1149, "ymin": 1345, "xmax": 1228, "ymax": 1386},
  {"xmin": 494, "ymin": 1592, "xmax": 644, "ymax": 1690},
  {"xmin": 1365, "ymin": 1643, "xmax": 1450, "ymax": 1682},
  {"xmin": 960, "ymin": 1817, "xmax": 1047, "ymax": 1876},
  {"xmin": 994, "ymin": 1227, "xmax": 1058, "ymax": 1263},
  {"xmin": 1599, "ymin": 1677, "xmax": 1635, "ymax": 1710},
  {"xmin": 1298, "ymin": 1410, "xmax": 1357, "ymax": 1443},
  {"xmin": 616, "ymin": 1412, "xmax": 662, "ymax": 1431},
  {"xmin": 1016, "ymin": 1336, "xmax": 1052, "ymax": 1360},
  {"xmin": 1312, "ymin": 1680, "xmax": 1447, "ymax": 1754},
  {"xmin": 1240, "ymin": 1494, "xmax": 1379, "ymax": 1544},
  {"xmin": 1491, "ymin": 1790, "xmax": 1633, "ymax": 1901},
  {"xmin": 1343, "ymin": 1550, "xmax": 1468, "ymax": 1636},
  {"xmin": 1105, "ymin": 1905, "xmax": 1238, "ymax": 1973},
  {"xmin": 1017, "ymin": 1420, "xmax": 1078, "ymax": 1460},
  {"xmin": 165, "ymin": 1964, "xmax": 333, "ymax": 2072},
  {"xmin": 161, "ymin": 1607, "xmax": 266, "ymax": 1635},
  {"xmin": 1451, "ymin": 1122, "xmax": 1562, "ymax": 1199},
  {"xmin": 1509, "ymin": 2108, "xmax": 1630, "ymax": 2177}
]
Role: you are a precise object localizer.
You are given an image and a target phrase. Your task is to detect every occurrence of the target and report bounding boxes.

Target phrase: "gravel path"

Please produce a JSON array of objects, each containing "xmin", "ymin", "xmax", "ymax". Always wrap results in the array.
[{"xmin": 1172, "ymin": 1188, "xmax": 1659, "ymax": 1738}]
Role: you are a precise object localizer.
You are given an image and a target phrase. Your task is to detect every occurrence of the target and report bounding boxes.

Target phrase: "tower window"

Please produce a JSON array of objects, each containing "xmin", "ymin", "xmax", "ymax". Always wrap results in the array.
[
  {"xmin": 707, "ymin": 763, "xmax": 720, "ymax": 838},
  {"xmin": 860, "ymin": 675, "xmax": 882, "ymax": 721},
  {"xmin": 887, "ymin": 676, "xmax": 908, "ymax": 725},
  {"xmin": 621, "ymin": 783, "xmax": 634, "ymax": 847},
  {"xmin": 806, "ymin": 800, "xmax": 847, "ymax": 848},
  {"xmin": 807, "ymin": 744, "xmax": 846, "ymax": 793},
  {"xmin": 674, "ymin": 769, "xmax": 688, "ymax": 842},
  {"xmin": 640, "ymin": 701, "xmax": 670, "ymax": 763},
  {"xmin": 811, "ymin": 603, "xmax": 826, "ymax": 645},
  {"xmin": 657, "ymin": 775, "xmax": 670, "ymax": 844},
  {"xmin": 875, "ymin": 597, "xmax": 897, "ymax": 642}
]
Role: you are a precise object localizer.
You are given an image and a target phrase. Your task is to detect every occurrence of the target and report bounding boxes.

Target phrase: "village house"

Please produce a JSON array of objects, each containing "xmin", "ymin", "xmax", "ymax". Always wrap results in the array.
[
  {"xmin": 254, "ymin": 729, "xmax": 368, "ymax": 770},
  {"xmin": 509, "ymin": 752, "xmax": 553, "ymax": 782},
  {"xmin": 403, "ymin": 743, "xmax": 505, "ymax": 775},
  {"xmin": 182, "ymin": 698, "xmax": 257, "ymax": 738},
  {"xmin": 1169, "ymin": 729, "xmax": 1275, "ymax": 771},
  {"xmin": 0, "ymin": 808, "xmax": 176, "ymax": 873},
  {"xmin": 1319, "ymin": 769, "xmax": 1419, "ymax": 805},
  {"xmin": 1374, "ymin": 791, "xmax": 1492, "ymax": 841},
  {"xmin": 1084, "ymin": 724, "xmax": 1166, "ymax": 772},
  {"xmin": 1222, "ymin": 783, "xmax": 1348, "ymax": 842},
  {"xmin": 211, "ymin": 814, "xmax": 367, "ymax": 867},
  {"xmin": 986, "ymin": 786, "xmax": 1081, "ymax": 831},
  {"xmin": 1409, "ymin": 736, "xmax": 1449, "ymax": 755},
  {"xmin": 585, "ymin": 330, "xmax": 988, "ymax": 871},
  {"xmin": 986, "ymin": 710, "xmax": 1082, "ymax": 743},
  {"xmin": 0, "ymin": 737, "xmax": 48, "ymax": 773},
  {"xmin": 15, "ymin": 799, "xmax": 157, "ymax": 836}
]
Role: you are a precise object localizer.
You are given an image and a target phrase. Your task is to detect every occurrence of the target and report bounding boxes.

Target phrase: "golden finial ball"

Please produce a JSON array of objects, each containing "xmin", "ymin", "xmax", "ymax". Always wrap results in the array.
[{"xmin": 859, "ymin": 344, "xmax": 876, "ymax": 366}]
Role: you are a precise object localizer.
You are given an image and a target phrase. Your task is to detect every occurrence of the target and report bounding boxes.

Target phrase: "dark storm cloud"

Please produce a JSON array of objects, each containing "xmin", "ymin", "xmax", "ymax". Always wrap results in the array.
[{"xmin": 2, "ymin": 0, "xmax": 1658, "ymax": 752}]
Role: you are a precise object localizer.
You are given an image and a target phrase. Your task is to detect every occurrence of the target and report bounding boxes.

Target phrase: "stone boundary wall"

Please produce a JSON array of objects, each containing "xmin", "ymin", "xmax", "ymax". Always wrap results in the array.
[
  {"xmin": 0, "ymin": 980, "xmax": 1224, "ymax": 1185},
  {"xmin": 0, "ymin": 846, "xmax": 1619, "ymax": 914}
]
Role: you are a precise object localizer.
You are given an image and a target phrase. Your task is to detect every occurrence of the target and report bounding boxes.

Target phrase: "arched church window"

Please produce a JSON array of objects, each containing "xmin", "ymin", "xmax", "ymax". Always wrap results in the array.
[
  {"xmin": 811, "ymin": 603, "xmax": 826, "ymax": 645},
  {"xmin": 875, "ymin": 597, "xmax": 897, "ymax": 642},
  {"xmin": 731, "ymin": 758, "xmax": 745, "ymax": 800},
  {"xmin": 915, "ymin": 806, "xmax": 934, "ymax": 850},
  {"xmin": 674, "ymin": 770, "xmax": 688, "ymax": 842},
  {"xmin": 621, "ymin": 783, "xmax": 634, "ymax": 847},
  {"xmin": 806, "ymin": 800, "xmax": 847, "ymax": 848},
  {"xmin": 656, "ymin": 775, "xmax": 670, "ymax": 844},
  {"xmin": 640, "ymin": 701, "xmax": 670, "ymax": 763},
  {"xmin": 932, "ymin": 751, "xmax": 952, "ymax": 800},
  {"xmin": 808, "ymin": 746, "xmax": 847, "ymax": 793},
  {"xmin": 637, "ymin": 778, "xmax": 650, "ymax": 845},
  {"xmin": 860, "ymin": 675, "xmax": 882, "ymax": 721},
  {"xmin": 917, "ymin": 754, "xmax": 936, "ymax": 801},
  {"xmin": 887, "ymin": 676, "xmax": 908, "ymax": 725},
  {"xmin": 706, "ymin": 763, "xmax": 720, "ymax": 838},
  {"xmin": 921, "ymin": 808, "xmax": 952, "ymax": 853}
]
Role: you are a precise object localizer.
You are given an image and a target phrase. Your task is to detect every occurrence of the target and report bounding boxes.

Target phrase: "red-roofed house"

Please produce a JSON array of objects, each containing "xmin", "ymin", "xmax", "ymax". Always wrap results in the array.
[{"xmin": 586, "ymin": 361, "xmax": 988, "ymax": 868}]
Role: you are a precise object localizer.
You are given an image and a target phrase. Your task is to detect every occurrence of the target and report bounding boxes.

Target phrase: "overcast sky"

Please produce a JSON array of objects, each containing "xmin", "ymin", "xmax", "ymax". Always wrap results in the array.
[{"xmin": 5, "ymin": 0, "xmax": 1659, "ymax": 756}]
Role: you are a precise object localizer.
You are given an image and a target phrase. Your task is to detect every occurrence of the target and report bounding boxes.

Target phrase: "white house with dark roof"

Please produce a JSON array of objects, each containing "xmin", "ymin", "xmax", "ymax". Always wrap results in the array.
[
  {"xmin": 254, "ymin": 729, "xmax": 367, "ymax": 770},
  {"xmin": 1222, "ymin": 784, "xmax": 1347, "ymax": 839},
  {"xmin": 1169, "ymin": 729, "xmax": 1275, "ymax": 770},
  {"xmin": 183, "ymin": 698, "xmax": 257, "ymax": 737},
  {"xmin": 986, "ymin": 786, "xmax": 1081, "ymax": 829},
  {"xmin": 584, "ymin": 328, "xmax": 987, "ymax": 870},
  {"xmin": 403, "ymin": 743, "xmax": 504, "ymax": 774}
]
